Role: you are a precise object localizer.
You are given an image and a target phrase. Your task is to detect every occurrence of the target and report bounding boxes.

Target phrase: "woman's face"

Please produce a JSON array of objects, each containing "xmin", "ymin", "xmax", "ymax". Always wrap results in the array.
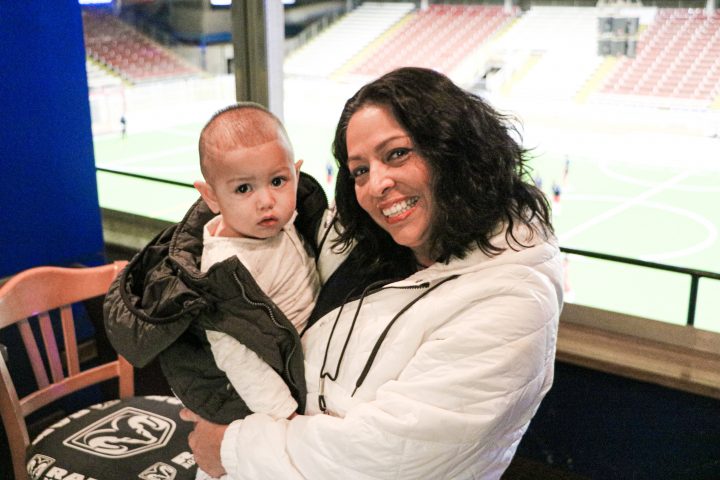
[{"xmin": 346, "ymin": 104, "xmax": 435, "ymax": 266}]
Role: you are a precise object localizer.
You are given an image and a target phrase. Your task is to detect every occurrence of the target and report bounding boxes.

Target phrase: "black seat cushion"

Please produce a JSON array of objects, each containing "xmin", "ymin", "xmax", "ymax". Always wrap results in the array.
[{"xmin": 26, "ymin": 396, "xmax": 197, "ymax": 480}]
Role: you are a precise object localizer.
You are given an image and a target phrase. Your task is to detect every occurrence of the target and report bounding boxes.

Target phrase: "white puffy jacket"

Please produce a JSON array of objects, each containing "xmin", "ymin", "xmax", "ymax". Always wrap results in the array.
[{"xmin": 221, "ymin": 217, "xmax": 563, "ymax": 480}]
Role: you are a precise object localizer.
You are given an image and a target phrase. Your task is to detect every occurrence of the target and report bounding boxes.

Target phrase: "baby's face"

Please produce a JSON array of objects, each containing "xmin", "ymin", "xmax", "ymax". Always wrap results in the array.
[{"xmin": 206, "ymin": 138, "xmax": 298, "ymax": 239}]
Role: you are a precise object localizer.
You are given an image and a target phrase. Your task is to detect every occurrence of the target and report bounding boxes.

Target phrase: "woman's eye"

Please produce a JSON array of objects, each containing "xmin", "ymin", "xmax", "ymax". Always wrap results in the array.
[
  {"xmin": 236, "ymin": 184, "xmax": 251, "ymax": 194},
  {"xmin": 388, "ymin": 148, "xmax": 410, "ymax": 160},
  {"xmin": 271, "ymin": 177, "xmax": 287, "ymax": 187},
  {"xmin": 350, "ymin": 166, "xmax": 368, "ymax": 178}
]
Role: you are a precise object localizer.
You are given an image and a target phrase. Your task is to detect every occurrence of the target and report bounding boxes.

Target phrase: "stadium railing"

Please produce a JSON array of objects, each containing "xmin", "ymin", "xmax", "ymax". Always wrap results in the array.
[
  {"xmin": 96, "ymin": 168, "xmax": 720, "ymax": 400},
  {"xmin": 561, "ymin": 246, "xmax": 720, "ymax": 327}
]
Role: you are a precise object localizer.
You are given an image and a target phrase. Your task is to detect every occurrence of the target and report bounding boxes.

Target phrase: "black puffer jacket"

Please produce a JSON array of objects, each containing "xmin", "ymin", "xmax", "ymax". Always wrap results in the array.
[{"xmin": 103, "ymin": 173, "xmax": 327, "ymax": 424}]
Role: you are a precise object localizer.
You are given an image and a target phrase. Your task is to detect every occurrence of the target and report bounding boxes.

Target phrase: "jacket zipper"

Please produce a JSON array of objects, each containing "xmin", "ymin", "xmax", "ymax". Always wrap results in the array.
[{"xmin": 231, "ymin": 272, "xmax": 298, "ymax": 391}]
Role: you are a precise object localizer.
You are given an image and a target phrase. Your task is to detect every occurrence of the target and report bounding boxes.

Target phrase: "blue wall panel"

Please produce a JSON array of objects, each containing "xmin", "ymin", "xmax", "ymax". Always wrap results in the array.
[
  {"xmin": 0, "ymin": 1, "xmax": 105, "ymax": 278},
  {"xmin": 0, "ymin": 6, "xmax": 108, "ymax": 475}
]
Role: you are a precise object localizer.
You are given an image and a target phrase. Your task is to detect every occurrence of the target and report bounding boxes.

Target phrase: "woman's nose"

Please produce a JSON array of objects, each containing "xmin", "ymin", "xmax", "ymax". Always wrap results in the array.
[{"xmin": 369, "ymin": 164, "xmax": 394, "ymax": 196}]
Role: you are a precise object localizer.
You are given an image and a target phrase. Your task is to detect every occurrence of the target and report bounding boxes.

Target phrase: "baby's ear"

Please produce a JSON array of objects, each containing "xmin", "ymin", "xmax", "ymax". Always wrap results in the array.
[
  {"xmin": 194, "ymin": 180, "xmax": 220, "ymax": 214},
  {"xmin": 294, "ymin": 159, "xmax": 303, "ymax": 176}
]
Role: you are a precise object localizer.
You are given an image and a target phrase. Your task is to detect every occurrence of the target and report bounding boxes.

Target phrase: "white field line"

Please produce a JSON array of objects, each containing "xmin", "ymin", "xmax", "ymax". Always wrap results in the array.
[
  {"xmin": 165, "ymin": 127, "xmax": 199, "ymax": 137},
  {"xmin": 638, "ymin": 202, "xmax": 717, "ymax": 261},
  {"xmin": 599, "ymin": 162, "xmax": 720, "ymax": 193},
  {"xmin": 559, "ymin": 169, "xmax": 696, "ymax": 243},
  {"xmin": 119, "ymin": 164, "xmax": 198, "ymax": 175},
  {"xmin": 96, "ymin": 145, "xmax": 195, "ymax": 168},
  {"xmin": 561, "ymin": 194, "xmax": 718, "ymax": 261}
]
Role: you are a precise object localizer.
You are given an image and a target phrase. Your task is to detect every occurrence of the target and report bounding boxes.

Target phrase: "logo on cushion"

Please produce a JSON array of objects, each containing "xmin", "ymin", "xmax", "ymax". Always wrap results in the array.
[
  {"xmin": 27, "ymin": 454, "xmax": 55, "ymax": 480},
  {"xmin": 62, "ymin": 407, "xmax": 176, "ymax": 458},
  {"xmin": 138, "ymin": 462, "xmax": 178, "ymax": 480}
]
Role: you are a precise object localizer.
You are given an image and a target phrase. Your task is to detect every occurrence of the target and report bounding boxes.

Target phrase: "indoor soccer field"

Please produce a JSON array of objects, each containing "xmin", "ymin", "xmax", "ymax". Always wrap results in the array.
[{"xmin": 94, "ymin": 102, "xmax": 720, "ymax": 333}]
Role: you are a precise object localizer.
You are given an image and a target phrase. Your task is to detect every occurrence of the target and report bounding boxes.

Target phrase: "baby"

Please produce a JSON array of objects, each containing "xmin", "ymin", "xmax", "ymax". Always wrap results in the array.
[
  {"xmin": 193, "ymin": 101, "xmax": 318, "ymax": 414},
  {"xmin": 192, "ymin": 103, "xmax": 320, "ymax": 478},
  {"xmin": 103, "ymin": 102, "xmax": 322, "ymax": 480}
]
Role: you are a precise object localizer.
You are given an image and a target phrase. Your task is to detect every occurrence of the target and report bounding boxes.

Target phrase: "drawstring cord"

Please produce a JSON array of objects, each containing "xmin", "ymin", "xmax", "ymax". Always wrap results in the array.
[
  {"xmin": 318, "ymin": 278, "xmax": 397, "ymax": 412},
  {"xmin": 315, "ymin": 211, "xmax": 337, "ymax": 268},
  {"xmin": 351, "ymin": 275, "xmax": 458, "ymax": 396},
  {"xmin": 317, "ymin": 274, "xmax": 459, "ymax": 412}
]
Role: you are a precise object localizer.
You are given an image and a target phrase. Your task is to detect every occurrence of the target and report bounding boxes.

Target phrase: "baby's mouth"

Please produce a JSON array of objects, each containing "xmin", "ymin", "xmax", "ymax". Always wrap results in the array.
[{"xmin": 259, "ymin": 216, "xmax": 278, "ymax": 226}]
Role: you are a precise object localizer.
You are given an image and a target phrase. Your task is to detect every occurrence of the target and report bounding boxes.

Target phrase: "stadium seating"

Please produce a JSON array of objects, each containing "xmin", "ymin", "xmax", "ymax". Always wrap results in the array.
[
  {"xmin": 85, "ymin": 59, "xmax": 122, "ymax": 89},
  {"xmin": 600, "ymin": 8, "xmax": 720, "ymax": 104},
  {"xmin": 82, "ymin": 10, "xmax": 202, "ymax": 84},
  {"xmin": 492, "ymin": 6, "xmax": 603, "ymax": 101},
  {"xmin": 347, "ymin": 5, "xmax": 515, "ymax": 79},
  {"xmin": 284, "ymin": 2, "xmax": 415, "ymax": 78}
]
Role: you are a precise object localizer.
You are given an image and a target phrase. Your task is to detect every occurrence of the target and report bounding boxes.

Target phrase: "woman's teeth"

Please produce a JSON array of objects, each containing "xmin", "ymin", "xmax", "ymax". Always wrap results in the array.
[{"xmin": 382, "ymin": 197, "xmax": 418, "ymax": 217}]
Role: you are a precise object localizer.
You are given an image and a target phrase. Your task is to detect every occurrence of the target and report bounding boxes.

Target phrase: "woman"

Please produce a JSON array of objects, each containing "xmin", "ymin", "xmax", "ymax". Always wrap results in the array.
[{"xmin": 183, "ymin": 67, "xmax": 563, "ymax": 479}]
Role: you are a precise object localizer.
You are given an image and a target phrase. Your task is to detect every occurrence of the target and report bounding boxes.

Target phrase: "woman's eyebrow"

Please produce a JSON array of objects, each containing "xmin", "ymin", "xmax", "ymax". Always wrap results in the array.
[
  {"xmin": 348, "ymin": 135, "xmax": 411, "ymax": 162},
  {"xmin": 375, "ymin": 135, "xmax": 410, "ymax": 153}
]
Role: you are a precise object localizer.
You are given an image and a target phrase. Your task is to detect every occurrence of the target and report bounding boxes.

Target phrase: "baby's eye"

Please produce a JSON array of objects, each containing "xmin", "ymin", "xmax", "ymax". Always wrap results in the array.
[
  {"xmin": 271, "ymin": 177, "xmax": 287, "ymax": 187},
  {"xmin": 236, "ymin": 184, "xmax": 251, "ymax": 194}
]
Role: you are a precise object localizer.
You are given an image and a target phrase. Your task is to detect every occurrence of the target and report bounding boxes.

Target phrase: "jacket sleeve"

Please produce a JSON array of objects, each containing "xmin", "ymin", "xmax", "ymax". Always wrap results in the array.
[
  {"xmin": 219, "ymin": 269, "xmax": 561, "ymax": 479},
  {"xmin": 103, "ymin": 224, "xmax": 200, "ymax": 368}
]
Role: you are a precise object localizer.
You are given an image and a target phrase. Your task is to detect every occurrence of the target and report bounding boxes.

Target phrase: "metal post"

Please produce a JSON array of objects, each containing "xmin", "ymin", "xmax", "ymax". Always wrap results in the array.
[
  {"xmin": 230, "ymin": 0, "xmax": 284, "ymax": 120},
  {"xmin": 687, "ymin": 275, "xmax": 699, "ymax": 327}
]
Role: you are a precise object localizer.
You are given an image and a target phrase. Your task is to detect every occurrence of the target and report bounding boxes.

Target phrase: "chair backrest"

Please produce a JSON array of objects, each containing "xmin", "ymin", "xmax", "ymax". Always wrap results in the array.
[{"xmin": 0, "ymin": 261, "xmax": 131, "ymax": 480}]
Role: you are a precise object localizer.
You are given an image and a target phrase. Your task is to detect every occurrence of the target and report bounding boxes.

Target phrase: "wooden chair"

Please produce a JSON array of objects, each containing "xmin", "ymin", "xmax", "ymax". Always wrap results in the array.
[{"xmin": 0, "ymin": 262, "xmax": 195, "ymax": 480}]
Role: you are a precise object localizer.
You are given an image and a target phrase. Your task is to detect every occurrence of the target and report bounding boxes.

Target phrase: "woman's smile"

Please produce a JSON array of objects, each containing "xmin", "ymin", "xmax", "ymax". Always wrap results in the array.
[{"xmin": 381, "ymin": 196, "xmax": 419, "ymax": 218}]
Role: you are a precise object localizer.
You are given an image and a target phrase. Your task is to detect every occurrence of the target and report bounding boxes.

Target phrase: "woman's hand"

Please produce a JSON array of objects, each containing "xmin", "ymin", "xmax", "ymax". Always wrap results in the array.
[{"xmin": 180, "ymin": 408, "xmax": 229, "ymax": 477}]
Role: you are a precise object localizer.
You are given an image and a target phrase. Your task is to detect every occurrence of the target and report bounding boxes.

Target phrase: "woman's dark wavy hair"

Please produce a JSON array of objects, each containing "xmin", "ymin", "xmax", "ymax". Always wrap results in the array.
[{"xmin": 331, "ymin": 67, "xmax": 553, "ymax": 274}]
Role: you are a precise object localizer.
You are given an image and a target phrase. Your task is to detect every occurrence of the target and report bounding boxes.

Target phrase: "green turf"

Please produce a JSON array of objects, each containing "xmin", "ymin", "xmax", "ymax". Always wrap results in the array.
[{"xmin": 93, "ymin": 121, "xmax": 720, "ymax": 333}]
